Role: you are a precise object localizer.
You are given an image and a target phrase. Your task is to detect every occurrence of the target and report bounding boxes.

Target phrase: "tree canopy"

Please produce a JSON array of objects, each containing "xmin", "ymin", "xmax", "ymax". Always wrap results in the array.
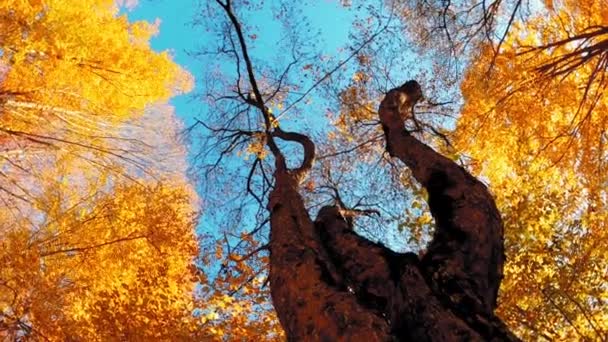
[
  {"xmin": 1, "ymin": 0, "xmax": 607, "ymax": 340},
  {"xmin": 0, "ymin": 0, "xmax": 199, "ymax": 339}
]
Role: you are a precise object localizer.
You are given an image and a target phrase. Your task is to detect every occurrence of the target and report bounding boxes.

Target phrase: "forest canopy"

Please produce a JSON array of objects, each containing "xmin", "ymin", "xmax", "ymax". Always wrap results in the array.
[{"xmin": 0, "ymin": 0, "xmax": 606, "ymax": 340}]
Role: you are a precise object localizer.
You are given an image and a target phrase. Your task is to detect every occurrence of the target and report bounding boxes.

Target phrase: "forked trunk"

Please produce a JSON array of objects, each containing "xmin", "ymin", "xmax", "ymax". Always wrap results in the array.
[{"xmin": 268, "ymin": 82, "xmax": 519, "ymax": 341}]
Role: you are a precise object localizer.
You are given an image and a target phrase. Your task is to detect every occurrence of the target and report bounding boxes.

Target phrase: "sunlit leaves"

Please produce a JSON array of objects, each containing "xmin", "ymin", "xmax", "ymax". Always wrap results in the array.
[
  {"xmin": 0, "ymin": 182, "xmax": 200, "ymax": 340},
  {"xmin": 455, "ymin": 1, "xmax": 608, "ymax": 339},
  {"xmin": 0, "ymin": 0, "xmax": 200, "ymax": 340},
  {"xmin": 0, "ymin": 0, "xmax": 192, "ymax": 120},
  {"xmin": 195, "ymin": 237, "xmax": 284, "ymax": 341},
  {"xmin": 0, "ymin": 0, "xmax": 194, "ymax": 206}
]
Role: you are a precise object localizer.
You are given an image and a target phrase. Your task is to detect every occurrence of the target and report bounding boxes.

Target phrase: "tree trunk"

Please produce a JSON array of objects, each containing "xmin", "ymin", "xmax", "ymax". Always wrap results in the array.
[
  {"xmin": 268, "ymin": 172, "xmax": 392, "ymax": 341},
  {"xmin": 268, "ymin": 81, "xmax": 520, "ymax": 341}
]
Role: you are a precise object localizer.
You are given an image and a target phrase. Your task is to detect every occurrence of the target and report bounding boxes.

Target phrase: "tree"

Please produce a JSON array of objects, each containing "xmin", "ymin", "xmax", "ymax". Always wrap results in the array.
[
  {"xmin": 452, "ymin": 2, "xmax": 608, "ymax": 339},
  {"xmin": 195, "ymin": 1, "xmax": 520, "ymax": 340},
  {"xmin": 266, "ymin": 81, "xmax": 520, "ymax": 340},
  {"xmin": 0, "ymin": 181, "xmax": 199, "ymax": 340},
  {"xmin": 0, "ymin": 0, "xmax": 200, "ymax": 339},
  {"xmin": 392, "ymin": 0, "xmax": 607, "ymax": 339},
  {"xmin": 0, "ymin": 0, "xmax": 192, "ymax": 205},
  {"xmin": 198, "ymin": 0, "xmax": 607, "ymax": 340}
]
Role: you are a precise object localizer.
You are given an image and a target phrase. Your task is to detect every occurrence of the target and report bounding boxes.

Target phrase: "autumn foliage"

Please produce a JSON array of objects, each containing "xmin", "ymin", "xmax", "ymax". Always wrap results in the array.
[
  {"xmin": 2, "ymin": 0, "xmax": 608, "ymax": 340},
  {"xmin": 0, "ymin": 0, "xmax": 199, "ymax": 339},
  {"xmin": 455, "ymin": 1, "xmax": 608, "ymax": 339}
]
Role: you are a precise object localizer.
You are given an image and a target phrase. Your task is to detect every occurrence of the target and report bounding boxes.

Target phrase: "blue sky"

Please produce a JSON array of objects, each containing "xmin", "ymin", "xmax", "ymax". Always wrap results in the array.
[
  {"xmin": 124, "ymin": 0, "xmax": 364, "ymax": 236},
  {"xmin": 127, "ymin": 0, "xmax": 357, "ymax": 127},
  {"xmin": 125, "ymin": 1, "xmax": 419, "ymax": 251}
]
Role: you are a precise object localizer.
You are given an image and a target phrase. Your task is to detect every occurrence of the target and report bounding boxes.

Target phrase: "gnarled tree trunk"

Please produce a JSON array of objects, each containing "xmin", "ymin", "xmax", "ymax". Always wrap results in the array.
[{"xmin": 268, "ymin": 81, "xmax": 519, "ymax": 341}]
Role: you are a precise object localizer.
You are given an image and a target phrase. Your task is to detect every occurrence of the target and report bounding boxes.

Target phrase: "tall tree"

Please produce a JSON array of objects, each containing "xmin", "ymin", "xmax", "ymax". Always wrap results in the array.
[
  {"xmin": 199, "ymin": 1, "xmax": 521, "ymax": 339},
  {"xmin": 453, "ymin": 1, "xmax": 608, "ymax": 339},
  {"xmin": 0, "ymin": 0, "xmax": 192, "ymax": 204},
  {"xmin": 392, "ymin": 0, "xmax": 607, "ymax": 338},
  {"xmin": 0, "ymin": 0, "xmax": 200, "ymax": 339},
  {"xmin": 199, "ymin": 0, "xmax": 607, "ymax": 340}
]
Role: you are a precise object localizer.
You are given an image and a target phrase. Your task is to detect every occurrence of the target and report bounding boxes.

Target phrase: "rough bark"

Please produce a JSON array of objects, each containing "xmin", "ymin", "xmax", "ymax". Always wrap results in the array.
[
  {"xmin": 380, "ymin": 83, "xmax": 505, "ymax": 316},
  {"xmin": 267, "ymin": 136, "xmax": 391, "ymax": 341},
  {"xmin": 314, "ymin": 206, "xmax": 483, "ymax": 341},
  {"xmin": 267, "ymin": 81, "xmax": 520, "ymax": 341},
  {"xmin": 377, "ymin": 81, "xmax": 518, "ymax": 340}
]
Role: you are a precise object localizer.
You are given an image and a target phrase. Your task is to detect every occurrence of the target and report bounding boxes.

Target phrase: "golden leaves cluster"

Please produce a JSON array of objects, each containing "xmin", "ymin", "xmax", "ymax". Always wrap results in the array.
[
  {"xmin": 196, "ymin": 238, "xmax": 284, "ymax": 341},
  {"xmin": 1, "ymin": 180, "xmax": 201, "ymax": 340},
  {"xmin": 0, "ymin": 0, "xmax": 192, "ymax": 121},
  {"xmin": 338, "ymin": 74, "xmax": 375, "ymax": 126},
  {"xmin": 456, "ymin": 1, "xmax": 608, "ymax": 339},
  {"xmin": 0, "ymin": 0, "xmax": 200, "ymax": 340}
]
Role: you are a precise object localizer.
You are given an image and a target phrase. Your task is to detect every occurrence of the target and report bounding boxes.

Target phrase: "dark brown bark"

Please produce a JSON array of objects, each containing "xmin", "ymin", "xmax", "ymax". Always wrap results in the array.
[
  {"xmin": 377, "ymin": 81, "xmax": 517, "ymax": 340},
  {"xmin": 380, "ymin": 83, "xmax": 505, "ymax": 316},
  {"xmin": 267, "ymin": 81, "xmax": 520, "ymax": 341},
  {"xmin": 210, "ymin": 1, "xmax": 519, "ymax": 339},
  {"xmin": 268, "ymin": 172, "xmax": 392, "ymax": 341}
]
